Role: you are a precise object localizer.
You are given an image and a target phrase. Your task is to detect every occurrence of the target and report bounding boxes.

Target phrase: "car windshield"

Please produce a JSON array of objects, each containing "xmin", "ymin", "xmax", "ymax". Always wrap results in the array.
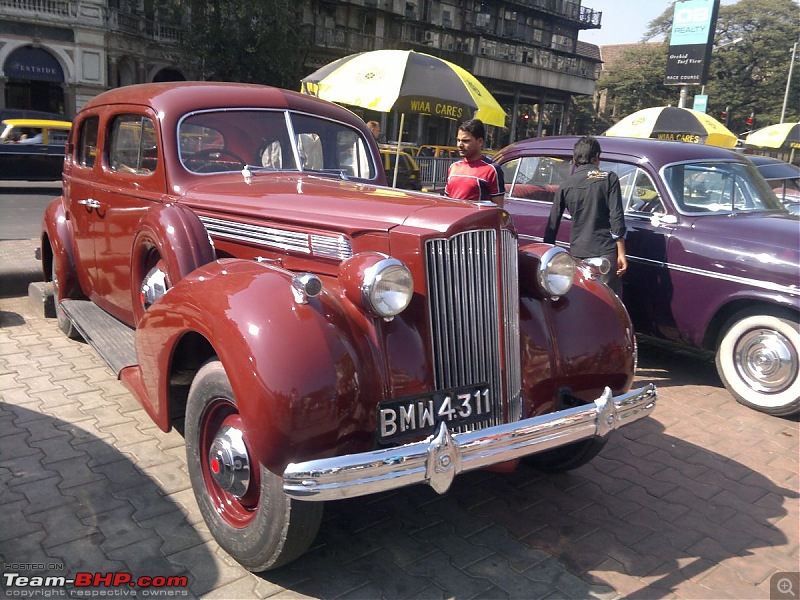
[
  {"xmin": 178, "ymin": 109, "xmax": 377, "ymax": 179},
  {"xmin": 663, "ymin": 160, "xmax": 785, "ymax": 214}
]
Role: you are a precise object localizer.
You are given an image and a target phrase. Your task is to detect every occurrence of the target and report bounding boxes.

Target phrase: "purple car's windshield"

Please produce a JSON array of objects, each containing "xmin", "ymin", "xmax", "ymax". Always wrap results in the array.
[{"xmin": 663, "ymin": 161, "xmax": 785, "ymax": 214}]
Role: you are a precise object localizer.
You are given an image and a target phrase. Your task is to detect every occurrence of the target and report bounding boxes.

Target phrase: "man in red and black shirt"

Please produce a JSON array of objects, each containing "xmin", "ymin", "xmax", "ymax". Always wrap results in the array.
[{"xmin": 444, "ymin": 119, "xmax": 505, "ymax": 204}]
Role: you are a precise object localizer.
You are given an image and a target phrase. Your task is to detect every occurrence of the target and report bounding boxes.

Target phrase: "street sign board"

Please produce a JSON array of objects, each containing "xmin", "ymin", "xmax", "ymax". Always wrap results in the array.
[
  {"xmin": 665, "ymin": 0, "xmax": 720, "ymax": 86},
  {"xmin": 693, "ymin": 94, "xmax": 709, "ymax": 113}
]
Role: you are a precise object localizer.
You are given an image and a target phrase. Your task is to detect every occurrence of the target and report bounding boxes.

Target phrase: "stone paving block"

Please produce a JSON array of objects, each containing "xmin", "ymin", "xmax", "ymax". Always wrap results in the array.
[
  {"xmin": 137, "ymin": 507, "xmax": 212, "ymax": 555},
  {"xmin": 30, "ymin": 432, "xmax": 88, "ymax": 464},
  {"xmin": 47, "ymin": 454, "xmax": 107, "ymax": 490},
  {"xmin": 111, "ymin": 481, "xmax": 189, "ymax": 524},
  {"xmin": 3, "ymin": 452, "xmax": 54, "ymax": 489},
  {"xmin": 143, "ymin": 460, "xmax": 191, "ymax": 495},
  {"xmin": 413, "ymin": 522, "xmax": 494, "ymax": 570},
  {"xmin": 0, "ymin": 498, "xmax": 45, "ymax": 541},
  {"xmin": 45, "ymin": 536, "xmax": 127, "ymax": 575},
  {"xmin": 62, "ymin": 478, "xmax": 132, "ymax": 520},
  {"xmin": 15, "ymin": 475, "xmax": 78, "ymax": 516},
  {"xmin": 466, "ymin": 554, "xmax": 555, "ymax": 598},
  {"xmin": 26, "ymin": 505, "xmax": 100, "ymax": 551},
  {"xmin": 403, "ymin": 549, "xmax": 494, "ymax": 598},
  {"xmin": 168, "ymin": 541, "xmax": 258, "ymax": 598},
  {"xmin": 202, "ymin": 576, "xmax": 262, "ymax": 600}
]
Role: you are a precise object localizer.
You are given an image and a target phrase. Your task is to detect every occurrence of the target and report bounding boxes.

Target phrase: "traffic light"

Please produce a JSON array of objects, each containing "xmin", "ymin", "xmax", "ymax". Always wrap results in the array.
[
  {"xmin": 746, "ymin": 111, "xmax": 754, "ymax": 128},
  {"xmin": 522, "ymin": 113, "xmax": 530, "ymax": 121},
  {"xmin": 721, "ymin": 106, "xmax": 731, "ymax": 127}
]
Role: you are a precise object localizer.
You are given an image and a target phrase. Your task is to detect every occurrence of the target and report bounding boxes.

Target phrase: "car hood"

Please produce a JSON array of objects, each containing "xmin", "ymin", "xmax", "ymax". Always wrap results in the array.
[{"xmin": 175, "ymin": 173, "xmax": 494, "ymax": 235}]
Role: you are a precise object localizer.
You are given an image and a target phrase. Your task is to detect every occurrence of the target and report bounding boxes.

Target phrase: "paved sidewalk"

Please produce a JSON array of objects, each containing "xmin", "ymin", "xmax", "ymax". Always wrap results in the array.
[{"xmin": 1, "ymin": 238, "xmax": 798, "ymax": 599}]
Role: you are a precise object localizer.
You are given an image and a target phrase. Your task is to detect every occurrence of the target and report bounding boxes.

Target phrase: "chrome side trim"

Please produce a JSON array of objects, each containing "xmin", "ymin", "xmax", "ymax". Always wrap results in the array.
[
  {"xmin": 283, "ymin": 383, "xmax": 657, "ymax": 501},
  {"xmin": 519, "ymin": 233, "xmax": 799, "ymax": 297}
]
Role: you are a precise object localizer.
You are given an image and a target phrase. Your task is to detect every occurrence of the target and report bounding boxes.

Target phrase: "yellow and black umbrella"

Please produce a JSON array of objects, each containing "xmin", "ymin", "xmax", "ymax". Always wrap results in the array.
[
  {"xmin": 301, "ymin": 50, "xmax": 506, "ymax": 186},
  {"xmin": 745, "ymin": 122, "xmax": 800, "ymax": 152},
  {"xmin": 604, "ymin": 106, "xmax": 738, "ymax": 149},
  {"xmin": 301, "ymin": 49, "xmax": 505, "ymax": 127}
]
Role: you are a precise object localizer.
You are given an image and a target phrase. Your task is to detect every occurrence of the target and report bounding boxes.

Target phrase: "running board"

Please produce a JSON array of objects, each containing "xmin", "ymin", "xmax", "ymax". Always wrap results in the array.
[{"xmin": 60, "ymin": 299, "xmax": 137, "ymax": 376}]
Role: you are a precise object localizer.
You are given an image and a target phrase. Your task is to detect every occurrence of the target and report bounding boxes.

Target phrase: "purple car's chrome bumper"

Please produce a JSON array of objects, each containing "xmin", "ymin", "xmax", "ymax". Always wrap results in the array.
[{"xmin": 283, "ymin": 384, "xmax": 657, "ymax": 501}]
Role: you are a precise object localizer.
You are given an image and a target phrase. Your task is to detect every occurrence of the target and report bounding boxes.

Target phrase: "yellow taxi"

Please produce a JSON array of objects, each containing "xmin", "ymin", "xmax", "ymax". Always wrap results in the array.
[{"xmin": 0, "ymin": 118, "xmax": 72, "ymax": 180}]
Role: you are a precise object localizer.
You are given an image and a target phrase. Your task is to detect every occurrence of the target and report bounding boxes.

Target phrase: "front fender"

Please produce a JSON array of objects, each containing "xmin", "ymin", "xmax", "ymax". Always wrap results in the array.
[
  {"xmin": 41, "ymin": 197, "xmax": 81, "ymax": 299},
  {"xmin": 130, "ymin": 202, "xmax": 216, "ymax": 325},
  {"xmin": 135, "ymin": 259, "xmax": 380, "ymax": 473},
  {"xmin": 519, "ymin": 243, "xmax": 635, "ymax": 416}
]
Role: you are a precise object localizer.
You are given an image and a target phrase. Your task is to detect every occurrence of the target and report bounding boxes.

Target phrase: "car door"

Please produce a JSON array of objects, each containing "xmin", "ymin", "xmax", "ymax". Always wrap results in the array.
[
  {"xmin": 613, "ymin": 165, "xmax": 678, "ymax": 339},
  {"xmin": 65, "ymin": 113, "xmax": 101, "ymax": 297},
  {"xmin": 91, "ymin": 111, "xmax": 167, "ymax": 324}
]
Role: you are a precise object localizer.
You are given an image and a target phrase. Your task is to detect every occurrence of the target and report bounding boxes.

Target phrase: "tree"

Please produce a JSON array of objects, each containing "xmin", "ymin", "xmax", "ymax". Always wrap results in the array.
[
  {"xmin": 179, "ymin": 0, "xmax": 308, "ymax": 89},
  {"xmin": 596, "ymin": 0, "xmax": 800, "ymax": 134}
]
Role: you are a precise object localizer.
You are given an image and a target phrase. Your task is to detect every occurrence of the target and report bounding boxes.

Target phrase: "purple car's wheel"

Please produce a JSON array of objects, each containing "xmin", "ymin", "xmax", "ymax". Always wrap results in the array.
[
  {"xmin": 185, "ymin": 360, "xmax": 323, "ymax": 571},
  {"xmin": 716, "ymin": 310, "xmax": 800, "ymax": 417}
]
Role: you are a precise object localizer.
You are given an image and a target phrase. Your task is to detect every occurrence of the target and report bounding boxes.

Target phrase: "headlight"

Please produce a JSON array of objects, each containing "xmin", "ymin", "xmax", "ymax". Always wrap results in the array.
[
  {"xmin": 536, "ymin": 246, "xmax": 576, "ymax": 298},
  {"xmin": 363, "ymin": 258, "xmax": 414, "ymax": 317},
  {"xmin": 339, "ymin": 253, "xmax": 414, "ymax": 318}
]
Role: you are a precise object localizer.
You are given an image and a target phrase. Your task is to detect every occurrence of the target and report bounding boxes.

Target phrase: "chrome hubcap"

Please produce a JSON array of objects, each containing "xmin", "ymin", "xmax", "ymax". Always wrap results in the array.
[
  {"xmin": 208, "ymin": 425, "xmax": 251, "ymax": 497},
  {"xmin": 141, "ymin": 266, "xmax": 168, "ymax": 309},
  {"xmin": 734, "ymin": 328, "xmax": 797, "ymax": 393}
]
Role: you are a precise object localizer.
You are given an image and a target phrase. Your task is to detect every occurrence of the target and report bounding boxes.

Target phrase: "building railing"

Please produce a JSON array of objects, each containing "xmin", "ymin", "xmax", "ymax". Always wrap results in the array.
[{"xmin": 0, "ymin": 0, "xmax": 70, "ymax": 17}]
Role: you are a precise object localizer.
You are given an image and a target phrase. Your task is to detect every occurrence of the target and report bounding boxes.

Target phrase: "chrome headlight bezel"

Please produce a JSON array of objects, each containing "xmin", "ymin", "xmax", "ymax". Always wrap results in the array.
[
  {"xmin": 361, "ymin": 257, "xmax": 414, "ymax": 318},
  {"xmin": 536, "ymin": 246, "xmax": 576, "ymax": 298}
]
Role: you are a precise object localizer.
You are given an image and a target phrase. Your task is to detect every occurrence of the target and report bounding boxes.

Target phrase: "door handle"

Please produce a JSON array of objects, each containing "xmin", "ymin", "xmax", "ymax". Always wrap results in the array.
[{"xmin": 77, "ymin": 198, "xmax": 102, "ymax": 209}]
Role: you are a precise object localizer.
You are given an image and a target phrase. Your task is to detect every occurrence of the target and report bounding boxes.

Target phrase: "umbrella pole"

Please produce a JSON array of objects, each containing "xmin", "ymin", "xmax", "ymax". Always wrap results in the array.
[{"xmin": 392, "ymin": 113, "xmax": 405, "ymax": 188}]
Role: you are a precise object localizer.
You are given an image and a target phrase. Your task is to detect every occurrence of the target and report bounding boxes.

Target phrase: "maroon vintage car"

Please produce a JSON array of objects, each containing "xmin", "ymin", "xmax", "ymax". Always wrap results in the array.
[
  {"xmin": 40, "ymin": 82, "xmax": 656, "ymax": 571},
  {"xmin": 494, "ymin": 136, "xmax": 800, "ymax": 417}
]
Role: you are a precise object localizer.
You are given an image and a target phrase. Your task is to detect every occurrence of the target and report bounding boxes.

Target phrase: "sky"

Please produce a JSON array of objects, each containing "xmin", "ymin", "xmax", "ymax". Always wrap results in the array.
[{"xmin": 579, "ymin": 0, "xmax": 738, "ymax": 46}]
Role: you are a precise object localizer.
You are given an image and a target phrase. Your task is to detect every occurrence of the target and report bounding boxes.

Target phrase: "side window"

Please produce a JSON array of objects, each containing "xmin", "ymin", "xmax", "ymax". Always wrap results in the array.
[
  {"xmin": 109, "ymin": 115, "xmax": 158, "ymax": 175},
  {"xmin": 506, "ymin": 156, "xmax": 568, "ymax": 202},
  {"xmin": 624, "ymin": 169, "xmax": 665, "ymax": 214},
  {"xmin": 77, "ymin": 117, "xmax": 99, "ymax": 168},
  {"xmin": 291, "ymin": 113, "xmax": 376, "ymax": 179}
]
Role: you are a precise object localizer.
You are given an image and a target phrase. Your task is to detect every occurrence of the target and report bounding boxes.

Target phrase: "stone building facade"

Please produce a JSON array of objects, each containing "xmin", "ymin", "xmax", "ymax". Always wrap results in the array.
[{"xmin": 0, "ymin": 0, "xmax": 603, "ymax": 144}]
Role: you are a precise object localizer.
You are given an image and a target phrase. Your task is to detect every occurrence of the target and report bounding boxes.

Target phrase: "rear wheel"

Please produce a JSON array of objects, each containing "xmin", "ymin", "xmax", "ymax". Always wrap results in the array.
[
  {"xmin": 716, "ymin": 310, "xmax": 800, "ymax": 417},
  {"xmin": 185, "ymin": 360, "xmax": 323, "ymax": 571},
  {"xmin": 50, "ymin": 244, "xmax": 79, "ymax": 339}
]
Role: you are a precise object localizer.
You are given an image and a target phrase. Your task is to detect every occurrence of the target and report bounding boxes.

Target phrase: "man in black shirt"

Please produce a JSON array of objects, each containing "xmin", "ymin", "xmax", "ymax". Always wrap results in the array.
[{"xmin": 543, "ymin": 136, "xmax": 627, "ymax": 294}]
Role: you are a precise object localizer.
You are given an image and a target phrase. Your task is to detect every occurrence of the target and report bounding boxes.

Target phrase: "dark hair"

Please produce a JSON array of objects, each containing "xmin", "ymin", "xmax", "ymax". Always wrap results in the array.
[
  {"xmin": 458, "ymin": 118, "xmax": 485, "ymax": 141},
  {"xmin": 573, "ymin": 135, "xmax": 601, "ymax": 165}
]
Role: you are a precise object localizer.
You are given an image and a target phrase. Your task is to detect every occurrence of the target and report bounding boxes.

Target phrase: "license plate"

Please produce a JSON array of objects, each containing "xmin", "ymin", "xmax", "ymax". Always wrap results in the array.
[{"xmin": 378, "ymin": 384, "xmax": 491, "ymax": 443}]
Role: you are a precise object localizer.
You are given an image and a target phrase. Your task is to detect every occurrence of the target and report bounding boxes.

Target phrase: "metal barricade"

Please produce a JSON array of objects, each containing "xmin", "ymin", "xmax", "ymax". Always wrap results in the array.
[{"xmin": 416, "ymin": 157, "xmax": 458, "ymax": 190}]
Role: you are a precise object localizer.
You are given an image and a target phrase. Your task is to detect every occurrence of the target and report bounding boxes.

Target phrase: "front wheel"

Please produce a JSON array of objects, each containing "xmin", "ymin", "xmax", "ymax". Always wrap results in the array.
[
  {"xmin": 185, "ymin": 360, "xmax": 323, "ymax": 571},
  {"xmin": 523, "ymin": 438, "xmax": 607, "ymax": 473},
  {"xmin": 716, "ymin": 310, "xmax": 800, "ymax": 417}
]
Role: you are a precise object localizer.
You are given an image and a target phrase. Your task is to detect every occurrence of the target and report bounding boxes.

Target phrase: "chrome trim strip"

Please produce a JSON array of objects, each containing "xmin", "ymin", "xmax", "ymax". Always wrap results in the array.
[
  {"xmin": 501, "ymin": 230, "xmax": 523, "ymax": 421},
  {"xmin": 200, "ymin": 216, "xmax": 310, "ymax": 253},
  {"xmin": 199, "ymin": 216, "xmax": 353, "ymax": 260},
  {"xmin": 283, "ymin": 384, "xmax": 657, "ymax": 501},
  {"xmin": 310, "ymin": 233, "xmax": 353, "ymax": 260},
  {"xmin": 519, "ymin": 234, "xmax": 799, "ymax": 297}
]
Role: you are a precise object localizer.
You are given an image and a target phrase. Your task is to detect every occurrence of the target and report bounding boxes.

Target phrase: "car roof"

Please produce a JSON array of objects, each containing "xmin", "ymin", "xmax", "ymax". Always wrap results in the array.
[
  {"xmin": 747, "ymin": 155, "xmax": 800, "ymax": 181},
  {"xmin": 78, "ymin": 82, "xmax": 358, "ymax": 124},
  {"xmin": 496, "ymin": 135, "xmax": 749, "ymax": 168},
  {"xmin": 2, "ymin": 119, "xmax": 72, "ymax": 128}
]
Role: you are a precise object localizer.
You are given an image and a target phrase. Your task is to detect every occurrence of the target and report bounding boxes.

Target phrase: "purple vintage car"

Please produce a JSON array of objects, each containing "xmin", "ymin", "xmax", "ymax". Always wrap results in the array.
[{"xmin": 494, "ymin": 136, "xmax": 800, "ymax": 417}]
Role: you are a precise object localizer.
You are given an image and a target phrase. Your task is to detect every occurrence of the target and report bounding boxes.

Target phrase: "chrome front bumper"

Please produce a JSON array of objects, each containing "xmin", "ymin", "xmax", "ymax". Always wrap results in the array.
[{"xmin": 283, "ymin": 384, "xmax": 656, "ymax": 501}]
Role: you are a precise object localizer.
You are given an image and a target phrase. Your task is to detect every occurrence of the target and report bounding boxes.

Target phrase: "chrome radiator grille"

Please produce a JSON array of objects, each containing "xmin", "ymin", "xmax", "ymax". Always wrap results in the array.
[{"xmin": 425, "ymin": 229, "xmax": 522, "ymax": 431}]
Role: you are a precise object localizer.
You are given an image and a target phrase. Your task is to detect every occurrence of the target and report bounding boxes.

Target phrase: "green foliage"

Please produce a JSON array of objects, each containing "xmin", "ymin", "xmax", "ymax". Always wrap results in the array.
[
  {"xmin": 178, "ymin": 0, "xmax": 308, "ymax": 89},
  {"xmin": 596, "ymin": 0, "xmax": 800, "ymax": 135}
]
